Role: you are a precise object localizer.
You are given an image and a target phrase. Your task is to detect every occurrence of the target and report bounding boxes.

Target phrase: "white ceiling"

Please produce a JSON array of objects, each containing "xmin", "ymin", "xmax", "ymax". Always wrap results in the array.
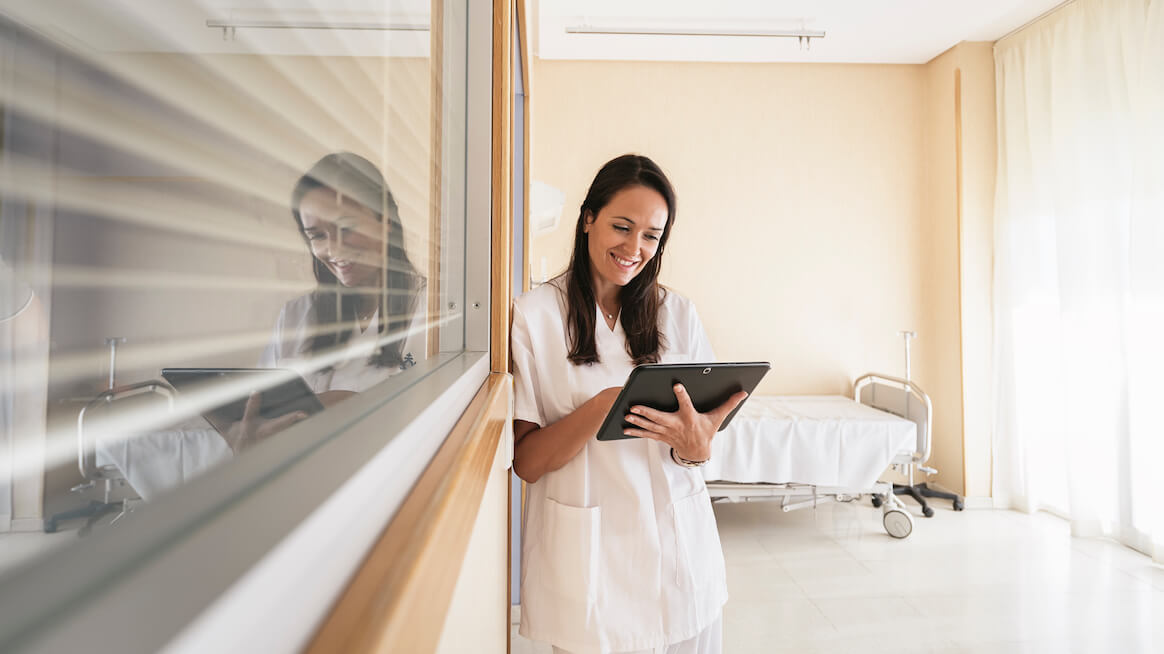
[{"xmin": 534, "ymin": 0, "xmax": 1068, "ymax": 64}]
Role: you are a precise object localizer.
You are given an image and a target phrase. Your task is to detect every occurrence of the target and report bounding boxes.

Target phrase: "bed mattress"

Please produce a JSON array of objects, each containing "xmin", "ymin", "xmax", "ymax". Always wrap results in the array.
[{"xmin": 702, "ymin": 395, "xmax": 916, "ymax": 488}]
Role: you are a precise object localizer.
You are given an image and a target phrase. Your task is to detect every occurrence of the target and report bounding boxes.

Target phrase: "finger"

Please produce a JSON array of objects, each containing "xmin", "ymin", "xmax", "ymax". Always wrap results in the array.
[
  {"xmin": 258, "ymin": 411, "xmax": 309, "ymax": 437},
  {"xmin": 623, "ymin": 412, "xmax": 668, "ymax": 434},
  {"xmin": 673, "ymin": 383, "xmax": 697, "ymax": 414},
  {"xmin": 623, "ymin": 428, "xmax": 670, "ymax": 444},
  {"xmin": 241, "ymin": 392, "xmax": 262, "ymax": 424},
  {"xmin": 628, "ymin": 404, "xmax": 678, "ymax": 426},
  {"xmin": 708, "ymin": 391, "xmax": 750, "ymax": 426}
]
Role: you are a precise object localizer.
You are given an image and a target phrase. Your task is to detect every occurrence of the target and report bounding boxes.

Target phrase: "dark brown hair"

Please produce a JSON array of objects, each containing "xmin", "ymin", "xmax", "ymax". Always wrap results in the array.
[
  {"xmin": 290, "ymin": 152, "xmax": 423, "ymax": 369},
  {"xmin": 565, "ymin": 154, "xmax": 677, "ymax": 366}
]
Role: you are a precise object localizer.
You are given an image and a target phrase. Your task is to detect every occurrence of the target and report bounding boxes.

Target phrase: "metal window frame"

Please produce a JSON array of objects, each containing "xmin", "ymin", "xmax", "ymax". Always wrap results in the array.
[{"xmin": 0, "ymin": 0, "xmax": 492, "ymax": 651}]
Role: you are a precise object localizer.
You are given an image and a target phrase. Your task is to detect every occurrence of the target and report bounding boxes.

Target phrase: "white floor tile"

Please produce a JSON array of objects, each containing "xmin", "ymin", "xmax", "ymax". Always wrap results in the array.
[
  {"xmin": 0, "ymin": 529, "xmax": 75, "ymax": 577},
  {"xmin": 512, "ymin": 502, "xmax": 1164, "ymax": 653}
]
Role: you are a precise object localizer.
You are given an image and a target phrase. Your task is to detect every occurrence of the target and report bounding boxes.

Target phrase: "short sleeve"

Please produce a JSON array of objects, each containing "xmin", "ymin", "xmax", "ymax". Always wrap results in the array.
[
  {"xmin": 688, "ymin": 303, "xmax": 717, "ymax": 362},
  {"xmin": 510, "ymin": 301, "xmax": 546, "ymax": 426},
  {"xmin": 257, "ymin": 305, "xmax": 286, "ymax": 368}
]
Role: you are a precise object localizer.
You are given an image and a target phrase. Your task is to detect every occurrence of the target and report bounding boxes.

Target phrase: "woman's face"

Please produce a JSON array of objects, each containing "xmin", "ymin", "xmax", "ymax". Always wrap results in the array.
[
  {"xmin": 298, "ymin": 187, "xmax": 384, "ymax": 288},
  {"xmin": 584, "ymin": 184, "xmax": 669, "ymax": 289}
]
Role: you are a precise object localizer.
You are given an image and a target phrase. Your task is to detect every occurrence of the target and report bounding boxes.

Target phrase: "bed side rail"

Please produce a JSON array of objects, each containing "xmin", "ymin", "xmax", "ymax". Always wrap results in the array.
[{"xmin": 853, "ymin": 373, "xmax": 933, "ymax": 466}]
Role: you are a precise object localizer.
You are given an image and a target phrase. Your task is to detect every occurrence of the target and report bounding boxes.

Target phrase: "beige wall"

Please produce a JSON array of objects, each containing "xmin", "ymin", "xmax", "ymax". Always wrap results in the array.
[
  {"xmin": 530, "ymin": 52, "xmax": 996, "ymax": 497},
  {"xmin": 532, "ymin": 60, "xmax": 928, "ymax": 396}
]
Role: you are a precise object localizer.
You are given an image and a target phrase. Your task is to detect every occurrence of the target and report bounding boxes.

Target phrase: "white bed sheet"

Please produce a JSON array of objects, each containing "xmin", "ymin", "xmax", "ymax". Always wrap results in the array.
[{"xmin": 703, "ymin": 395, "xmax": 916, "ymax": 488}]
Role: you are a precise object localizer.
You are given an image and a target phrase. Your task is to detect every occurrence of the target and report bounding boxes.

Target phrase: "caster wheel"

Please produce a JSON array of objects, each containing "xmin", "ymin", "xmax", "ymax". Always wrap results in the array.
[
  {"xmin": 883, "ymin": 508, "xmax": 913, "ymax": 539},
  {"xmin": 954, "ymin": 499, "xmax": 965, "ymax": 511},
  {"xmin": 871, "ymin": 495, "xmax": 883, "ymax": 508},
  {"xmin": 922, "ymin": 506, "xmax": 934, "ymax": 518}
]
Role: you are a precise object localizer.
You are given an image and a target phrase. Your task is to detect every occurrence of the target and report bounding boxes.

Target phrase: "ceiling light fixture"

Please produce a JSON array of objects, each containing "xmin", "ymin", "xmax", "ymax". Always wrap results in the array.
[
  {"xmin": 565, "ymin": 24, "xmax": 825, "ymax": 49},
  {"xmin": 206, "ymin": 19, "xmax": 428, "ymax": 41}
]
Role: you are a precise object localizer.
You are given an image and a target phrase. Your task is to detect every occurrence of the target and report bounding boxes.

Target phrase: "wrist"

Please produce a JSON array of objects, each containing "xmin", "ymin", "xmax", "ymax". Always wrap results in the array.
[{"xmin": 671, "ymin": 447, "xmax": 709, "ymax": 468}]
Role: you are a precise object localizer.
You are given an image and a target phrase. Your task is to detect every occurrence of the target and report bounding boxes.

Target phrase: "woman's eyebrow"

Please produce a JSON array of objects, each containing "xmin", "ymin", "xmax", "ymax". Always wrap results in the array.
[{"xmin": 613, "ymin": 216, "xmax": 664, "ymax": 231}]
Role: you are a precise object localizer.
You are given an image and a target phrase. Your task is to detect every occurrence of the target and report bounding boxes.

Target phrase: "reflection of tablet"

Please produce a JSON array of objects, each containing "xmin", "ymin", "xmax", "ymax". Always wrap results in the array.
[
  {"xmin": 160, "ymin": 368, "xmax": 324, "ymax": 434},
  {"xmin": 596, "ymin": 362, "xmax": 770, "ymax": 442}
]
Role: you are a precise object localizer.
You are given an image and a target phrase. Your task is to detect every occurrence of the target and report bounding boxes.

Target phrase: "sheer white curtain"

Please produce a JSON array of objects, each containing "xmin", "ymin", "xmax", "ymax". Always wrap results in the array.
[{"xmin": 993, "ymin": 0, "xmax": 1164, "ymax": 562}]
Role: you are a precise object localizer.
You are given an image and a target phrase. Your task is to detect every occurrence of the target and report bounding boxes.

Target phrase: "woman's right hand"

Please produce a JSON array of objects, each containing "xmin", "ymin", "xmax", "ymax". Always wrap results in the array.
[{"xmin": 223, "ymin": 392, "xmax": 309, "ymax": 454}]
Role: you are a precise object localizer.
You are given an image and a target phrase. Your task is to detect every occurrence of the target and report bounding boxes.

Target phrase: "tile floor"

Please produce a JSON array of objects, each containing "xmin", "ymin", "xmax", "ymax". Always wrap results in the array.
[
  {"xmin": 512, "ymin": 498, "xmax": 1164, "ymax": 653},
  {"xmin": 0, "ymin": 528, "xmax": 75, "ymax": 579}
]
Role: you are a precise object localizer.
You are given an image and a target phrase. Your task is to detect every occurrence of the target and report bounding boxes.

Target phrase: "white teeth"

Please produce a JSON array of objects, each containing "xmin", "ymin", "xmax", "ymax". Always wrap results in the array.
[{"xmin": 612, "ymin": 254, "xmax": 639, "ymax": 267}]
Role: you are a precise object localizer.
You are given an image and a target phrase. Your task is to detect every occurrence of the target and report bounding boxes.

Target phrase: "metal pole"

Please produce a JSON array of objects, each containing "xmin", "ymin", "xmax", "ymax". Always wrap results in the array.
[{"xmin": 105, "ymin": 337, "xmax": 126, "ymax": 390}]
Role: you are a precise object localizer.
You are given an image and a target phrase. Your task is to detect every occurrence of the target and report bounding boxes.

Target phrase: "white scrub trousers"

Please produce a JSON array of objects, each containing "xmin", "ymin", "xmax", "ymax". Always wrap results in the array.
[{"xmin": 550, "ymin": 615, "xmax": 722, "ymax": 654}]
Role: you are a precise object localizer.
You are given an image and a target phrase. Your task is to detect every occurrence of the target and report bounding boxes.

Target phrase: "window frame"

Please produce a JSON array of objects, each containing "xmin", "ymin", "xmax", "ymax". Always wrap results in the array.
[{"xmin": 0, "ymin": 0, "xmax": 493, "ymax": 651}]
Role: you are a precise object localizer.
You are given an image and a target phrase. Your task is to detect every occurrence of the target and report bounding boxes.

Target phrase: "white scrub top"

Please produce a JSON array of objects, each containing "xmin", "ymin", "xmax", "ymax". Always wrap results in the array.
[
  {"xmin": 513, "ymin": 277, "xmax": 728, "ymax": 654},
  {"xmin": 259, "ymin": 291, "xmax": 426, "ymax": 392}
]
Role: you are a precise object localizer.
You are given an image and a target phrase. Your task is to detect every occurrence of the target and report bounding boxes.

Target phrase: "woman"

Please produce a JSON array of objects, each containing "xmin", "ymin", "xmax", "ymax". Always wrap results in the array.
[
  {"xmin": 106, "ymin": 152, "xmax": 427, "ymax": 497},
  {"xmin": 512, "ymin": 154, "xmax": 746, "ymax": 654},
  {"xmin": 261, "ymin": 153, "xmax": 426, "ymax": 387},
  {"xmin": 234, "ymin": 151, "xmax": 427, "ymax": 449}
]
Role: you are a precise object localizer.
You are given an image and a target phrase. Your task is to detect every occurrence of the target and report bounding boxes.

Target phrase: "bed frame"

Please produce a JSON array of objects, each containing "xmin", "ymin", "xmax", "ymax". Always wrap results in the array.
[{"xmin": 706, "ymin": 373, "xmax": 933, "ymax": 539}]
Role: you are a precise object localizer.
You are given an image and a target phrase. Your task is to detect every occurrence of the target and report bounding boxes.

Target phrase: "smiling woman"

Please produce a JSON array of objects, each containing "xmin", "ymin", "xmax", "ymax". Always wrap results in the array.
[
  {"xmin": 511, "ymin": 154, "xmax": 746, "ymax": 654},
  {"xmin": 284, "ymin": 152, "xmax": 427, "ymax": 381},
  {"xmin": 565, "ymin": 154, "xmax": 677, "ymax": 366}
]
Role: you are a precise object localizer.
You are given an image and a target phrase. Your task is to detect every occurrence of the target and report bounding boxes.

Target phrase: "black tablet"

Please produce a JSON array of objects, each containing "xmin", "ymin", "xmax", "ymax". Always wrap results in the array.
[
  {"xmin": 596, "ymin": 362, "xmax": 770, "ymax": 442},
  {"xmin": 160, "ymin": 368, "xmax": 325, "ymax": 434}
]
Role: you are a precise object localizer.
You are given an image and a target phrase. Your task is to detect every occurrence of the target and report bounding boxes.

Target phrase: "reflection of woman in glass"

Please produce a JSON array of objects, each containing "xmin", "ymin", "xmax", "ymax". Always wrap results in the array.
[
  {"xmin": 107, "ymin": 152, "xmax": 427, "ymax": 498},
  {"xmin": 262, "ymin": 153, "xmax": 426, "ymax": 391},
  {"xmin": 225, "ymin": 152, "xmax": 428, "ymax": 450}
]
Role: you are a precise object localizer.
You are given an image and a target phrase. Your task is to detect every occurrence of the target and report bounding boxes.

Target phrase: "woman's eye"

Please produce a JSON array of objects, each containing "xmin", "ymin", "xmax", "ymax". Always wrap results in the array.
[
  {"xmin": 613, "ymin": 225, "xmax": 629, "ymax": 233},
  {"xmin": 304, "ymin": 232, "xmax": 324, "ymax": 241},
  {"xmin": 645, "ymin": 234, "xmax": 659, "ymax": 241}
]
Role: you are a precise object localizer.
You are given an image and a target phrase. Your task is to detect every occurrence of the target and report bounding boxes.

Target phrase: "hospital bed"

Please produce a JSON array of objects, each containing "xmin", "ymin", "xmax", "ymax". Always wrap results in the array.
[{"xmin": 704, "ymin": 373, "xmax": 938, "ymax": 539}]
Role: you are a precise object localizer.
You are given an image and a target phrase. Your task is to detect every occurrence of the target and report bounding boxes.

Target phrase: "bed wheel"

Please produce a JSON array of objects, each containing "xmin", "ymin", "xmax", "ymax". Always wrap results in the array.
[
  {"xmin": 954, "ymin": 499, "xmax": 965, "ymax": 511},
  {"xmin": 871, "ymin": 495, "xmax": 883, "ymax": 508},
  {"xmin": 883, "ymin": 508, "xmax": 913, "ymax": 539}
]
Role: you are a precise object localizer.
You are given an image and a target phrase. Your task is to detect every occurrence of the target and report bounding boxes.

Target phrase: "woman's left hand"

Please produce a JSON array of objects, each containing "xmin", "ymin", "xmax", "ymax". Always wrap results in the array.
[{"xmin": 622, "ymin": 384, "xmax": 748, "ymax": 462}]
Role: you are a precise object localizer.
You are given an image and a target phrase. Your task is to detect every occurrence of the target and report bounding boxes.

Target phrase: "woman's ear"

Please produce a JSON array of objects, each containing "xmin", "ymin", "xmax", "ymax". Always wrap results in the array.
[{"xmin": 582, "ymin": 210, "xmax": 594, "ymax": 234}]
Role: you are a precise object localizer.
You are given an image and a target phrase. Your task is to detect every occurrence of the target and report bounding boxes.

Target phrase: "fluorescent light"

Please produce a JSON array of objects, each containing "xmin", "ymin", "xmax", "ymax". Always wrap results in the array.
[
  {"xmin": 565, "ymin": 25, "xmax": 825, "ymax": 39},
  {"xmin": 205, "ymin": 19, "xmax": 429, "ymax": 34}
]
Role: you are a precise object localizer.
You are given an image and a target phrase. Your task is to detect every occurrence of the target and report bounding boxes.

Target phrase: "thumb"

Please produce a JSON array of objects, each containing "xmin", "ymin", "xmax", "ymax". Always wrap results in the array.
[
  {"xmin": 242, "ymin": 392, "xmax": 262, "ymax": 423},
  {"xmin": 709, "ymin": 391, "xmax": 749, "ymax": 426}
]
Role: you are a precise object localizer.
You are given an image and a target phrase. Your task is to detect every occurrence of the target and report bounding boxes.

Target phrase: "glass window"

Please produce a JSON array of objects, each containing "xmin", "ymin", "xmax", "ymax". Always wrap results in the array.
[{"xmin": 0, "ymin": 0, "xmax": 471, "ymax": 581}]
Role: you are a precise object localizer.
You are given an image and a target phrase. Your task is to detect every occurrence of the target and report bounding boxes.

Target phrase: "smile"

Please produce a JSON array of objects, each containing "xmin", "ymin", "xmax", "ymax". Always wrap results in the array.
[{"xmin": 610, "ymin": 253, "xmax": 640, "ymax": 270}]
